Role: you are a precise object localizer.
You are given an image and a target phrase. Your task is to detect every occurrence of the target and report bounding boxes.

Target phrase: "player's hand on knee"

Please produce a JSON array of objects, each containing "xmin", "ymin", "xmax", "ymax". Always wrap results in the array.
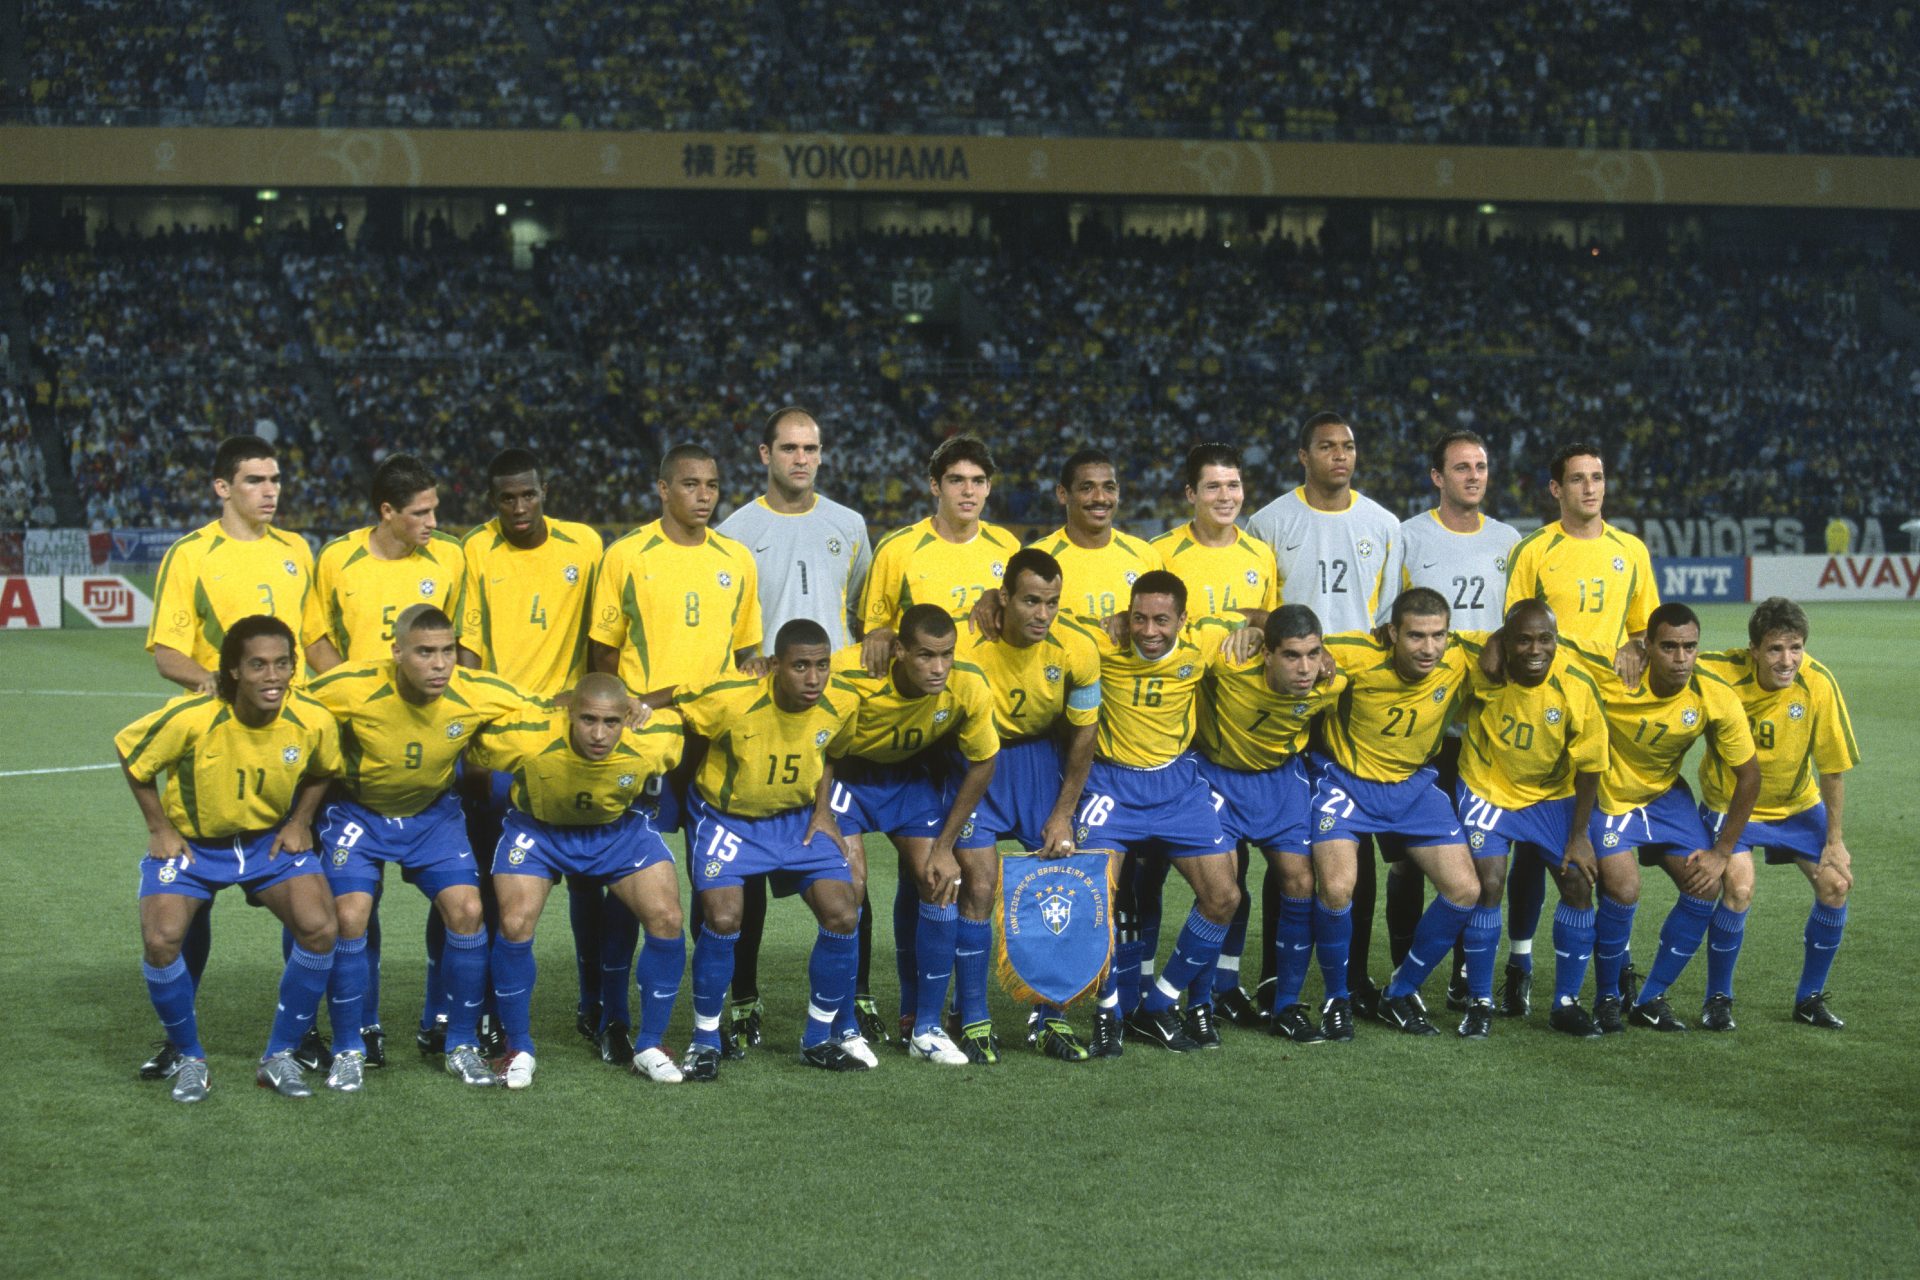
[
  {"xmin": 1563, "ymin": 836, "xmax": 1597, "ymax": 886},
  {"xmin": 1821, "ymin": 841, "xmax": 1852, "ymax": 891}
]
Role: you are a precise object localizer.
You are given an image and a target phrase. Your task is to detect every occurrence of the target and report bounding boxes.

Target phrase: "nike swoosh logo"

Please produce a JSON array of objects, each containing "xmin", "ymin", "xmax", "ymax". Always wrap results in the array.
[
  {"xmin": 1284, "ymin": 541, "xmax": 1304, "ymax": 552},
  {"xmin": 1420, "ymin": 561, "xmax": 1438, "ymax": 570},
  {"xmin": 1709, "ymin": 944, "xmax": 1739, "ymax": 952},
  {"xmin": 1813, "ymin": 942, "xmax": 1838, "ymax": 950},
  {"xmin": 650, "ymin": 990, "xmax": 677, "ymax": 1000},
  {"xmin": 464, "ymin": 999, "xmax": 484, "ymax": 1007},
  {"xmin": 497, "ymin": 987, "xmax": 528, "ymax": 997},
  {"xmin": 457, "ymin": 852, "xmax": 472, "ymax": 860},
  {"xmin": 296, "ymin": 1013, "xmax": 312, "ymax": 1022},
  {"xmin": 754, "ymin": 546, "xmax": 772, "ymax": 555}
]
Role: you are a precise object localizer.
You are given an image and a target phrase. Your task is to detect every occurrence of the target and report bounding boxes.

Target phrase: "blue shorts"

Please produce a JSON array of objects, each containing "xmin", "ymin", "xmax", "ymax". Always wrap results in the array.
[
  {"xmin": 494, "ymin": 806, "xmax": 675, "ymax": 883},
  {"xmin": 1075, "ymin": 755, "xmax": 1232, "ymax": 860},
  {"xmin": 1591, "ymin": 781, "xmax": 1709, "ymax": 861},
  {"xmin": 830, "ymin": 757, "xmax": 945, "ymax": 840},
  {"xmin": 1454, "ymin": 783, "xmax": 1599, "ymax": 865},
  {"xmin": 139, "ymin": 829, "xmax": 325, "ymax": 902},
  {"xmin": 685, "ymin": 791, "xmax": 852, "ymax": 895},
  {"xmin": 318, "ymin": 791, "xmax": 477, "ymax": 901},
  {"xmin": 1198, "ymin": 755, "xmax": 1312, "ymax": 856},
  {"xmin": 955, "ymin": 737, "xmax": 1062, "ymax": 852},
  {"xmin": 1309, "ymin": 757, "xmax": 1463, "ymax": 849},
  {"xmin": 1702, "ymin": 802, "xmax": 1828, "ymax": 864}
]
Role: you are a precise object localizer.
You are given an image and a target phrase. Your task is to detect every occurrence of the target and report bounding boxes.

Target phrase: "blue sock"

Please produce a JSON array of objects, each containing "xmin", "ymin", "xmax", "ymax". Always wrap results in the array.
[
  {"xmin": 1386, "ymin": 898, "xmax": 1472, "ymax": 999},
  {"xmin": 633, "ymin": 932, "xmax": 685, "ymax": 1052},
  {"xmin": 892, "ymin": 879, "xmax": 918, "ymax": 1025},
  {"xmin": 1705, "ymin": 904, "xmax": 1748, "ymax": 1000},
  {"xmin": 266, "ymin": 944, "xmax": 334, "ymax": 1058},
  {"xmin": 955, "ymin": 917, "xmax": 992, "ymax": 1026},
  {"xmin": 1115, "ymin": 933, "xmax": 1144, "ymax": 1015},
  {"xmin": 281, "ymin": 925, "xmax": 293, "ymax": 962},
  {"xmin": 491, "ymin": 936, "xmax": 538, "ymax": 1055},
  {"xmin": 442, "ymin": 927, "xmax": 489, "ymax": 1050},
  {"xmin": 1145, "ymin": 909, "xmax": 1230, "ymax": 1012},
  {"xmin": 1594, "ymin": 896, "xmax": 1637, "ymax": 1000},
  {"xmin": 326, "ymin": 934, "xmax": 368, "ymax": 1055},
  {"xmin": 689, "ymin": 925, "xmax": 737, "ymax": 1050},
  {"xmin": 913, "ymin": 901, "xmax": 958, "ymax": 1035},
  {"xmin": 567, "ymin": 881, "xmax": 604, "ymax": 1014},
  {"xmin": 143, "ymin": 955, "xmax": 204, "ymax": 1059},
  {"xmin": 1097, "ymin": 954, "xmax": 1119, "ymax": 1013},
  {"xmin": 1213, "ymin": 879, "xmax": 1251, "ymax": 993},
  {"xmin": 1798, "ymin": 903, "xmax": 1847, "ymax": 1002},
  {"xmin": 834, "ymin": 909, "xmax": 864, "ymax": 1040},
  {"xmin": 1639, "ymin": 893, "xmax": 1714, "ymax": 1004},
  {"xmin": 1313, "ymin": 901, "xmax": 1353, "ymax": 1002},
  {"xmin": 1551, "ymin": 903, "xmax": 1596, "ymax": 1006},
  {"xmin": 805, "ymin": 926, "xmax": 859, "ymax": 1048},
  {"xmin": 422, "ymin": 909, "xmax": 447, "ymax": 1033},
  {"xmin": 1272, "ymin": 895, "xmax": 1314, "ymax": 1007},
  {"xmin": 598, "ymin": 897, "xmax": 639, "ymax": 1032},
  {"xmin": 1462, "ymin": 906, "xmax": 1503, "ymax": 1003},
  {"xmin": 182, "ymin": 909, "xmax": 211, "ymax": 991},
  {"xmin": 1506, "ymin": 846, "xmax": 1547, "ymax": 969},
  {"xmin": 362, "ymin": 902, "xmax": 383, "ymax": 1027}
]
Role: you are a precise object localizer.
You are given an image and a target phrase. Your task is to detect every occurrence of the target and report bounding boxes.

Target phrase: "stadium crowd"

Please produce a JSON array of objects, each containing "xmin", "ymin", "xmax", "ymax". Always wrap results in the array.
[
  {"xmin": 9, "ymin": 228, "xmax": 1917, "ymax": 533},
  {"xmin": 7, "ymin": 0, "xmax": 1915, "ymax": 155}
]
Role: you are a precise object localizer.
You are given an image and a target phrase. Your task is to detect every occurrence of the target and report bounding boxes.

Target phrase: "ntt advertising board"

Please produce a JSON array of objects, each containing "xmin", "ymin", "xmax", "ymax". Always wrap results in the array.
[
  {"xmin": 1653, "ymin": 558, "xmax": 1750, "ymax": 604},
  {"xmin": 1750, "ymin": 556, "xmax": 1920, "ymax": 602}
]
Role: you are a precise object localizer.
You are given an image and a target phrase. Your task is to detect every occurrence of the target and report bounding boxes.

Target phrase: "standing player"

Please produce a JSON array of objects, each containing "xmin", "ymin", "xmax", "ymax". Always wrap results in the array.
[
  {"xmin": 138, "ymin": 434, "xmax": 315, "ymax": 1081},
  {"xmin": 1384, "ymin": 430, "xmax": 1521, "ymax": 1011},
  {"xmin": 1695, "ymin": 598, "xmax": 1859, "ymax": 1029},
  {"xmin": 1562, "ymin": 604, "xmax": 1759, "ymax": 1033},
  {"xmin": 1034, "ymin": 448, "xmax": 1165, "ymax": 620},
  {"xmin": 1247, "ymin": 412, "xmax": 1402, "ymax": 1020},
  {"xmin": 117, "ymin": 616, "xmax": 340, "ymax": 1102},
  {"xmin": 949, "ymin": 548, "xmax": 1103, "ymax": 1061},
  {"xmin": 471, "ymin": 675, "xmax": 688, "ymax": 1087},
  {"xmin": 451, "ymin": 448, "xmax": 604, "ymax": 1061},
  {"xmin": 675, "ymin": 620, "xmax": 869, "ymax": 1079},
  {"xmin": 1502, "ymin": 440, "xmax": 1660, "ymax": 1012},
  {"xmin": 305, "ymin": 605, "xmax": 540, "ymax": 1090},
  {"xmin": 823, "ymin": 604, "xmax": 999, "ymax": 1064},
  {"xmin": 715, "ymin": 407, "xmax": 871, "ymax": 1050}
]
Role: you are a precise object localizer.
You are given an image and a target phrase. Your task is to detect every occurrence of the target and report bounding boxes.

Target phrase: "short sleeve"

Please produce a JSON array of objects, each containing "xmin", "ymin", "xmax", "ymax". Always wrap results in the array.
[
  {"xmin": 587, "ymin": 541, "xmax": 630, "ymax": 649},
  {"xmin": 1807, "ymin": 665, "xmax": 1861, "ymax": 774},
  {"xmin": 1704, "ymin": 681, "xmax": 1757, "ymax": 766},
  {"xmin": 145, "ymin": 537, "xmax": 200, "ymax": 655},
  {"xmin": 955, "ymin": 678, "xmax": 1001, "ymax": 762},
  {"xmin": 115, "ymin": 697, "xmax": 205, "ymax": 781}
]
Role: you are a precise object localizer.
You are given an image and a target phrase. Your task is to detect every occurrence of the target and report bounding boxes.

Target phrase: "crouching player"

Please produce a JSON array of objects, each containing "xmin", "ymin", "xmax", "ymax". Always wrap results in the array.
[
  {"xmin": 678, "ymin": 620, "xmax": 869, "ymax": 1079},
  {"xmin": 117, "ymin": 616, "xmax": 342, "ymax": 1102},
  {"xmin": 471, "ymin": 674, "xmax": 688, "ymax": 1087},
  {"xmin": 1455, "ymin": 601, "xmax": 1611, "ymax": 1037},
  {"xmin": 1695, "ymin": 598, "xmax": 1860, "ymax": 1029}
]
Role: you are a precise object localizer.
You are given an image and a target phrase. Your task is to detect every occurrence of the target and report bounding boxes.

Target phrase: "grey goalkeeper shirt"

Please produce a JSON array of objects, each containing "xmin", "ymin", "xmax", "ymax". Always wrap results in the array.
[
  {"xmin": 1246, "ymin": 486, "xmax": 1403, "ymax": 633},
  {"xmin": 1396, "ymin": 509, "xmax": 1521, "ymax": 633},
  {"xmin": 718, "ymin": 493, "xmax": 873, "ymax": 653}
]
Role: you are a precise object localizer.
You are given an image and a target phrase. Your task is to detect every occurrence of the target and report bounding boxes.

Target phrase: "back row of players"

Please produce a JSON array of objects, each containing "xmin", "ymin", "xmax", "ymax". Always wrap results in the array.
[{"xmin": 122, "ymin": 410, "xmax": 1861, "ymax": 1101}]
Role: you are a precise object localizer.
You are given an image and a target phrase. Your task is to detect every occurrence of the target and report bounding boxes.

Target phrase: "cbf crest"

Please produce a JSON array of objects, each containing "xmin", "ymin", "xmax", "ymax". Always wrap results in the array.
[
  {"xmin": 284, "ymin": 559, "xmax": 300, "ymax": 576},
  {"xmin": 814, "ymin": 729, "xmax": 831, "ymax": 746},
  {"xmin": 1681, "ymin": 709, "xmax": 1700, "ymax": 727},
  {"xmin": 1044, "ymin": 665, "xmax": 1062, "ymax": 683},
  {"xmin": 564, "ymin": 564, "xmax": 580, "ymax": 585},
  {"xmin": 1788, "ymin": 703, "xmax": 1806, "ymax": 720},
  {"xmin": 419, "ymin": 578, "xmax": 437, "ymax": 597},
  {"xmin": 282, "ymin": 745, "xmax": 302, "ymax": 764},
  {"xmin": 1357, "ymin": 538, "xmax": 1375, "ymax": 559},
  {"xmin": 1544, "ymin": 707, "xmax": 1563, "ymax": 725}
]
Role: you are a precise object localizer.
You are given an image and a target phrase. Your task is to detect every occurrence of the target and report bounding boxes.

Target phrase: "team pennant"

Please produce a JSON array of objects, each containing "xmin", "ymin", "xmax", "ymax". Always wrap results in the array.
[{"xmin": 993, "ymin": 851, "xmax": 1116, "ymax": 1010}]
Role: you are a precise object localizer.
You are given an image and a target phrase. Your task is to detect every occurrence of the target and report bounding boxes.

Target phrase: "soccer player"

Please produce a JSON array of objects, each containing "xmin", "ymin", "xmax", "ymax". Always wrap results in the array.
[
  {"xmin": 824, "ymin": 604, "xmax": 999, "ymax": 1063},
  {"xmin": 138, "ymin": 434, "xmax": 315, "ymax": 1081},
  {"xmin": 1075, "ymin": 571, "xmax": 1253, "ymax": 1054},
  {"xmin": 117, "ymin": 616, "xmax": 340, "ymax": 1103},
  {"xmin": 1196, "ymin": 605, "xmax": 1346, "ymax": 1045},
  {"xmin": 1247, "ymin": 412, "xmax": 1402, "ymax": 1022},
  {"xmin": 1034, "ymin": 448, "xmax": 1166, "ymax": 621},
  {"xmin": 1562, "ymin": 603, "xmax": 1759, "ymax": 1033},
  {"xmin": 1312, "ymin": 588, "xmax": 1478, "ymax": 1038},
  {"xmin": 306, "ymin": 604, "xmax": 542, "ymax": 1090},
  {"xmin": 454, "ymin": 448, "xmax": 611, "ymax": 1061},
  {"xmin": 1385, "ymin": 430, "xmax": 1521, "ymax": 1013},
  {"xmin": 675, "ymin": 619, "xmax": 869, "ymax": 1079},
  {"xmin": 1453, "ymin": 600, "xmax": 1612, "ymax": 1037},
  {"xmin": 715, "ymin": 407, "xmax": 872, "ymax": 1051},
  {"xmin": 1501, "ymin": 440, "xmax": 1661, "ymax": 1011},
  {"xmin": 1694, "ymin": 598, "xmax": 1860, "ymax": 1029},
  {"xmin": 949, "ymin": 548, "xmax": 1103, "ymax": 1061},
  {"xmin": 470, "ymin": 674, "xmax": 687, "ymax": 1087},
  {"xmin": 301, "ymin": 452, "xmax": 467, "ymax": 1064}
]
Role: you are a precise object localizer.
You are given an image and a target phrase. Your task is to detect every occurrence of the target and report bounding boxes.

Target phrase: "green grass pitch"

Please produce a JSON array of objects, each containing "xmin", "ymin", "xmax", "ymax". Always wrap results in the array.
[{"xmin": 2, "ymin": 603, "xmax": 1915, "ymax": 1277}]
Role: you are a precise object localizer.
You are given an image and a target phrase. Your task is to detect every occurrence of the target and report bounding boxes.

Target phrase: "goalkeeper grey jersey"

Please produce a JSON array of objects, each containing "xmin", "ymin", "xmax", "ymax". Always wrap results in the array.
[
  {"xmin": 718, "ymin": 494, "xmax": 873, "ymax": 652},
  {"xmin": 1396, "ymin": 509, "xmax": 1521, "ymax": 633},
  {"xmin": 1246, "ymin": 486, "xmax": 1402, "ymax": 633}
]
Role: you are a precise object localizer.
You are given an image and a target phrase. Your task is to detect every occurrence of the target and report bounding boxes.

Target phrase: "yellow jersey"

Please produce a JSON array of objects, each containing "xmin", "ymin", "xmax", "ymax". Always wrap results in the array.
[
  {"xmin": 1320, "ymin": 631, "xmax": 1476, "ymax": 783},
  {"xmin": 1504, "ymin": 521, "xmax": 1657, "ymax": 653},
  {"xmin": 1563, "ymin": 641, "xmax": 1755, "ymax": 815},
  {"xmin": 148, "ymin": 521, "xmax": 316, "ymax": 678},
  {"xmin": 306, "ymin": 527, "xmax": 467, "ymax": 661},
  {"xmin": 116, "ymin": 691, "xmax": 342, "ymax": 839},
  {"xmin": 1147, "ymin": 523, "xmax": 1280, "ymax": 621},
  {"xmin": 956, "ymin": 619, "xmax": 1102, "ymax": 740},
  {"xmin": 1457, "ymin": 652, "xmax": 1610, "ymax": 808},
  {"xmin": 305, "ymin": 661, "xmax": 539, "ymax": 817},
  {"xmin": 1032, "ymin": 527, "xmax": 1166, "ymax": 621},
  {"xmin": 468, "ymin": 707, "xmax": 683, "ymax": 827},
  {"xmin": 862, "ymin": 517, "xmax": 1020, "ymax": 629},
  {"xmin": 1092, "ymin": 620, "xmax": 1235, "ymax": 768},
  {"xmin": 589, "ymin": 521, "xmax": 762, "ymax": 696},
  {"xmin": 1198, "ymin": 651, "xmax": 1346, "ymax": 772},
  {"xmin": 675, "ymin": 673, "xmax": 864, "ymax": 818},
  {"xmin": 460, "ymin": 517, "xmax": 603, "ymax": 698},
  {"xmin": 1695, "ymin": 650, "xmax": 1860, "ymax": 822},
  {"xmin": 828, "ymin": 648, "xmax": 1000, "ymax": 765}
]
